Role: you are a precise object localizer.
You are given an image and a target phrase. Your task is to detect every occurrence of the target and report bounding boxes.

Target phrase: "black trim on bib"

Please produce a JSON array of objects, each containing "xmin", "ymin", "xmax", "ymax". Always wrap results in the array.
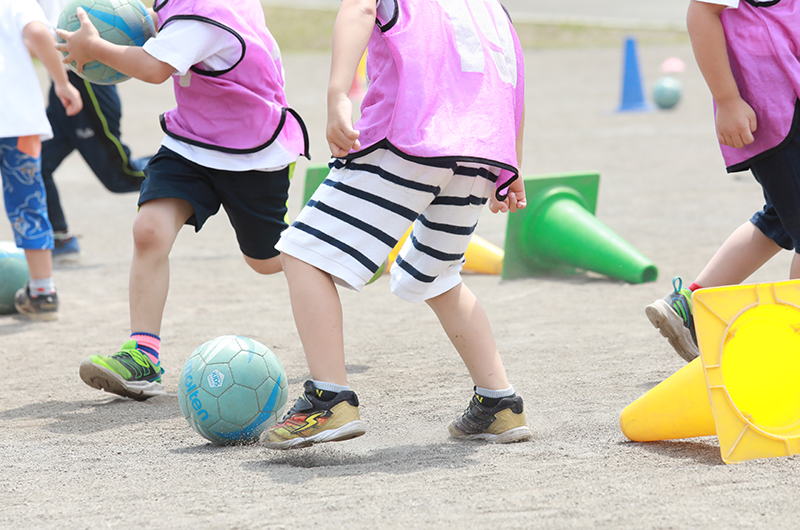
[
  {"xmin": 160, "ymin": 107, "xmax": 310, "ymax": 157},
  {"xmin": 378, "ymin": 0, "xmax": 399, "ymax": 32},
  {"xmin": 743, "ymin": 0, "xmax": 781, "ymax": 7},
  {"xmin": 159, "ymin": 15, "xmax": 246, "ymax": 76},
  {"xmin": 336, "ymin": 139, "xmax": 519, "ymax": 201}
]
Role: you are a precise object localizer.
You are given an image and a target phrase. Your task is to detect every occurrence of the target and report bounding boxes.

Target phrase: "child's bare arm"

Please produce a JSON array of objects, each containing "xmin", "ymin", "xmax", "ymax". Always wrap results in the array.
[
  {"xmin": 56, "ymin": 7, "xmax": 173, "ymax": 84},
  {"xmin": 687, "ymin": 0, "xmax": 756, "ymax": 148},
  {"xmin": 326, "ymin": 0, "xmax": 377, "ymax": 157},
  {"xmin": 23, "ymin": 20, "xmax": 82, "ymax": 116}
]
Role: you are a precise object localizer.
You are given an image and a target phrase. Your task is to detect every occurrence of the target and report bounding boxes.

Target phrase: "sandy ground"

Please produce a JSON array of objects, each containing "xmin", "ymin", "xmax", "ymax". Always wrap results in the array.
[{"xmin": 3, "ymin": 39, "xmax": 800, "ymax": 529}]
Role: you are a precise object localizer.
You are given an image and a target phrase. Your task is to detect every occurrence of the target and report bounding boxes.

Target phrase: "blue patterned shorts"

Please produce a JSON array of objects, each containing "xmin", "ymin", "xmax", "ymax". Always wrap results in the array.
[{"xmin": 1, "ymin": 137, "xmax": 53, "ymax": 250}]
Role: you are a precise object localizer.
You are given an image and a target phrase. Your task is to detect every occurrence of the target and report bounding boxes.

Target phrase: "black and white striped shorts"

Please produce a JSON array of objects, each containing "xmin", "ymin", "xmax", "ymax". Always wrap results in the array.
[{"xmin": 276, "ymin": 149, "xmax": 499, "ymax": 302}]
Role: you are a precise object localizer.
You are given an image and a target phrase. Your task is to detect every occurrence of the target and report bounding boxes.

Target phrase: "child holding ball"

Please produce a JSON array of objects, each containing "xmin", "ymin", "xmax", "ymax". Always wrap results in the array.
[{"xmin": 56, "ymin": 0, "xmax": 309, "ymax": 400}]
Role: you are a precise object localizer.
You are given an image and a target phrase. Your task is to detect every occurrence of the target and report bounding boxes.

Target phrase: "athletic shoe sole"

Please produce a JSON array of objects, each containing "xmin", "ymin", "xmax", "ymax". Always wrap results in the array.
[
  {"xmin": 261, "ymin": 420, "xmax": 366, "ymax": 450},
  {"xmin": 448, "ymin": 425, "xmax": 532, "ymax": 444},
  {"xmin": 79, "ymin": 359, "xmax": 166, "ymax": 401},
  {"xmin": 14, "ymin": 308, "xmax": 58, "ymax": 321},
  {"xmin": 645, "ymin": 299, "xmax": 699, "ymax": 362}
]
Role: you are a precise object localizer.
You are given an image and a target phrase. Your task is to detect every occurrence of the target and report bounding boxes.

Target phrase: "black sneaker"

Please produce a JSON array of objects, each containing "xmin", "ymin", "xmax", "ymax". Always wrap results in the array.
[
  {"xmin": 645, "ymin": 276, "xmax": 699, "ymax": 362},
  {"xmin": 449, "ymin": 392, "xmax": 532, "ymax": 443},
  {"xmin": 14, "ymin": 282, "xmax": 58, "ymax": 321},
  {"xmin": 260, "ymin": 380, "xmax": 365, "ymax": 450}
]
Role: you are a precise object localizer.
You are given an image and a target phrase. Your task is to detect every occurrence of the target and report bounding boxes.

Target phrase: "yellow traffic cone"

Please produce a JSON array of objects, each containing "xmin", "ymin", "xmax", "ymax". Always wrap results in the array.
[
  {"xmin": 619, "ymin": 357, "xmax": 716, "ymax": 442},
  {"xmin": 692, "ymin": 280, "xmax": 800, "ymax": 463},
  {"xmin": 463, "ymin": 235, "xmax": 504, "ymax": 275}
]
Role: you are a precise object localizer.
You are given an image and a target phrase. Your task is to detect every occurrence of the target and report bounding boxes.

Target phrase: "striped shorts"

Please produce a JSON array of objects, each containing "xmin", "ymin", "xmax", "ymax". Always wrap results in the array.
[{"xmin": 276, "ymin": 149, "xmax": 499, "ymax": 303}]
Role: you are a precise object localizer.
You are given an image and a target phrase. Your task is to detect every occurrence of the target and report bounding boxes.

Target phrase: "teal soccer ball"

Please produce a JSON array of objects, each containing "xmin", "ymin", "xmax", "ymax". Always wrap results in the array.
[
  {"xmin": 178, "ymin": 336, "xmax": 289, "ymax": 445},
  {"xmin": 57, "ymin": 0, "xmax": 156, "ymax": 85},
  {"xmin": 653, "ymin": 76, "xmax": 683, "ymax": 110},
  {"xmin": 0, "ymin": 242, "xmax": 29, "ymax": 315}
]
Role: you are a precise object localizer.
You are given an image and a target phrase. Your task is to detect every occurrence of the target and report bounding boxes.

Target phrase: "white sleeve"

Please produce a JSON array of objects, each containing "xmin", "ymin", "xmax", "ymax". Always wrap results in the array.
[
  {"xmin": 142, "ymin": 19, "xmax": 241, "ymax": 75},
  {"xmin": 694, "ymin": 0, "xmax": 739, "ymax": 7},
  {"xmin": 18, "ymin": 0, "xmax": 49, "ymax": 32}
]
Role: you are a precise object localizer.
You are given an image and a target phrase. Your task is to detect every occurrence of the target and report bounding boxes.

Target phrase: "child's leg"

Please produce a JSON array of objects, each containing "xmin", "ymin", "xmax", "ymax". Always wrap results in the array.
[
  {"xmin": 1, "ymin": 136, "xmax": 59, "ymax": 319},
  {"xmin": 425, "ymin": 281, "xmax": 510, "ymax": 390},
  {"xmin": 281, "ymin": 253, "xmax": 347, "ymax": 385},
  {"xmin": 24, "ymin": 249, "xmax": 52, "ymax": 280},
  {"xmin": 791, "ymin": 252, "xmax": 800, "ymax": 279},
  {"xmin": 129, "ymin": 198, "xmax": 194, "ymax": 334},
  {"xmin": 244, "ymin": 255, "xmax": 282, "ymax": 275},
  {"xmin": 694, "ymin": 221, "xmax": 782, "ymax": 288}
]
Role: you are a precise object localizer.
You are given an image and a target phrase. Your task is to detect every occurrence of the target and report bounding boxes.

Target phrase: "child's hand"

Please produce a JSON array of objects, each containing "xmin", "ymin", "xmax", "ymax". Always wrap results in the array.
[
  {"xmin": 55, "ymin": 8, "xmax": 100, "ymax": 74},
  {"xmin": 54, "ymin": 81, "xmax": 83, "ymax": 116},
  {"xmin": 488, "ymin": 176, "xmax": 526, "ymax": 214},
  {"xmin": 715, "ymin": 97, "xmax": 757, "ymax": 148},
  {"xmin": 326, "ymin": 93, "xmax": 361, "ymax": 157}
]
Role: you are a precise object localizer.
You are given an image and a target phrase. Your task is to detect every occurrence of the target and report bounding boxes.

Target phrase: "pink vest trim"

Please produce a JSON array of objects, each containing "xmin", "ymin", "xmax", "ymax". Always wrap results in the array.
[
  {"xmin": 719, "ymin": 0, "xmax": 800, "ymax": 172},
  {"xmin": 152, "ymin": 0, "xmax": 309, "ymax": 158},
  {"xmin": 351, "ymin": 0, "xmax": 524, "ymax": 198}
]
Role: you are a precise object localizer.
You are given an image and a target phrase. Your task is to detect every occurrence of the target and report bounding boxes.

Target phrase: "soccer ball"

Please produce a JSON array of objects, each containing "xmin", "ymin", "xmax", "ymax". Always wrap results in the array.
[
  {"xmin": 178, "ymin": 336, "xmax": 288, "ymax": 445},
  {"xmin": 57, "ymin": 0, "xmax": 156, "ymax": 85},
  {"xmin": 0, "ymin": 242, "xmax": 29, "ymax": 315},
  {"xmin": 652, "ymin": 76, "xmax": 683, "ymax": 110}
]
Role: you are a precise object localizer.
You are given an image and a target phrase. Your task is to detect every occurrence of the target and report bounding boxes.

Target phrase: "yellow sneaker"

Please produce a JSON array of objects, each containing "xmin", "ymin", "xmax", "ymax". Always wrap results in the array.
[
  {"xmin": 260, "ymin": 380, "xmax": 365, "ymax": 450},
  {"xmin": 448, "ymin": 392, "xmax": 532, "ymax": 444}
]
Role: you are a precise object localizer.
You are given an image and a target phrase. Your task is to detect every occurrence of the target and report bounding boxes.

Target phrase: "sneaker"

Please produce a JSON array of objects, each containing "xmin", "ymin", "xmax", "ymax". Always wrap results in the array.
[
  {"xmin": 53, "ymin": 236, "xmax": 81, "ymax": 265},
  {"xmin": 79, "ymin": 340, "xmax": 165, "ymax": 401},
  {"xmin": 14, "ymin": 283, "xmax": 58, "ymax": 321},
  {"xmin": 260, "ymin": 380, "xmax": 366, "ymax": 450},
  {"xmin": 448, "ymin": 392, "xmax": 532, "ymax": 443},
  {"xmin": 645, "ymin": 276, "xmax": 699, "ymax": 362}
]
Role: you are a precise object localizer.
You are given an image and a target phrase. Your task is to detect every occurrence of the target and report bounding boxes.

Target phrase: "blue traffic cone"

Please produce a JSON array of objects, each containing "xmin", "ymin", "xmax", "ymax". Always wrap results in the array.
[{"xmin": 617, "ymin": 36, "xmax": 651, "ymax": 113}]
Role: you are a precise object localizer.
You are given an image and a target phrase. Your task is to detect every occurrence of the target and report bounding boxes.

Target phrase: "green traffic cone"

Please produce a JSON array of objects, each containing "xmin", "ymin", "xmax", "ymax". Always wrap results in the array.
[
  {"xmin": 502, "ymin": 172, "xmax": 658, "ymax": 284},
  {"xmin": 303, "ymin": 165, "xmax": 330, "ymax": 205}
]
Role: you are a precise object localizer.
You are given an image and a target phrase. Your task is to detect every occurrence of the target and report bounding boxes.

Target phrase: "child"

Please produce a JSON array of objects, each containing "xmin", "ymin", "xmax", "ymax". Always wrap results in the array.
[
  {"xmin": 38, "ymin": 0, "xmax": 152, "ymax": 264},
  {"xmin": 56, "ymin": 0, "xmax": 309, "ymax": 399},
  {"xmin": 1, "ymin": 0, "xmax": 82, "ymax": 320},
  {"xmin": 261, "ymin": 0, "xmax": 530, "ymax": 449},
  {"xmin": 647, "ymin": 0, "xmax": 800, "ymax": 362}
]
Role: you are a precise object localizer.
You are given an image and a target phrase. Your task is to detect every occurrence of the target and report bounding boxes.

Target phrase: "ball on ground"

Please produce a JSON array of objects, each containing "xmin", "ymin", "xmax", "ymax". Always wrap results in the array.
[
  {"xmin": 0, "ymin": 242, "xmax": 29, "ymax": 315},
  {"xmin": 178, "ymin": 336, "xmax": 288, "ymax": 445},
  {"xmin": 653, "ymin": 76, "xmax": 682, "ymax": 110},
  {"xmin": 57, "ymin": 0, "xmax": 156, "ymax": 85}
]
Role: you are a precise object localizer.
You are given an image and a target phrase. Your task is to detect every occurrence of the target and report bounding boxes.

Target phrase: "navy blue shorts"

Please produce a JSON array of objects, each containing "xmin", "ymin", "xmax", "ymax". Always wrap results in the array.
[
  {"xmin": 749, "ymin": 128, "xmax": 800, "ymax": 251},
  {"xmin": 139, "ymin": 147, "xmax": 290, "ymax": 260}
]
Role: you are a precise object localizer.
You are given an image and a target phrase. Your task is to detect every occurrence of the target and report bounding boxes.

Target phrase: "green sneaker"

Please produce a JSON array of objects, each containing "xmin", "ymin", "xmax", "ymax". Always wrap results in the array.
[
  {"xmin": 79, "ymin": 340, "xmax": 165, "ymax": 401},
  {"xmin": 645, "ymin": 277, "xmax": 699, "ymax": 362}
]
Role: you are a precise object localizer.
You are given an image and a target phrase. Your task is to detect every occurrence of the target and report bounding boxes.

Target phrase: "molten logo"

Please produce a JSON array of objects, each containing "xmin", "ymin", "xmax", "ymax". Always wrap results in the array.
[{"xmin": 182, "ymin": 362, "xmax": 209, "ymax": 422}]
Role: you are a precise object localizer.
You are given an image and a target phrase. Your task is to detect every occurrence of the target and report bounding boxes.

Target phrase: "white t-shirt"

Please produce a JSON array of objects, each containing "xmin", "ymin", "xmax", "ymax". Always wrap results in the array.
[
  {"xmin": 37, "ymin": 0, "xmax": 65, "ymax": 25},
  {"xmin": 143, "ymin": 20, "xmax": 295, "ymax": 172},
  {"xmin": 0, "ymin": 0, "xmax": 54, "ymax": 140}
]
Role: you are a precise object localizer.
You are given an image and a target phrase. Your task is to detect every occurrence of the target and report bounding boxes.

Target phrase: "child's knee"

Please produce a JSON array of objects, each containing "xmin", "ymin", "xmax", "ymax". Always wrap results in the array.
[
  {"xmin": 245, "ymin": 254, "xmax": 282, "ymax": 275},
  {"xmin": 132, "ymin": 215, "xmax": 169, "ymax": 253}
]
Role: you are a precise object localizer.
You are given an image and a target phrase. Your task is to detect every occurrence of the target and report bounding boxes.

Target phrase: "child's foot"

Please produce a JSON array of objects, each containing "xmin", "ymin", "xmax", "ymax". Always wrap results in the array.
[
  {"xmin": 79, "ymin": 340, "xmax": 165, "ymax": 401},
  {"xmin": 448, "ymin": 392, "xmax": 532, "ymax": 444},
  {"xmin": 14, "ymin": 283, "xmax": 58, "ymax": 321},
  {"xmin": 260, "ymin": 380, "xmax": 365, "ymax": 450},
  {"xmin": 645, "ymin": 276, "xmax": 699, "ymax": 362},
  {"xmin": 53, "ymin": 235, "xmax": 81, "ymax": 265}
]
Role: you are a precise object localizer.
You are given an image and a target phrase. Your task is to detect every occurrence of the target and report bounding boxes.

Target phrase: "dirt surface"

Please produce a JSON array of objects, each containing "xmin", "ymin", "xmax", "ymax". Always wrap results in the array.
[{"xmin": 3, "ymin": 41, "xmax": 800, "ymax": 529}]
